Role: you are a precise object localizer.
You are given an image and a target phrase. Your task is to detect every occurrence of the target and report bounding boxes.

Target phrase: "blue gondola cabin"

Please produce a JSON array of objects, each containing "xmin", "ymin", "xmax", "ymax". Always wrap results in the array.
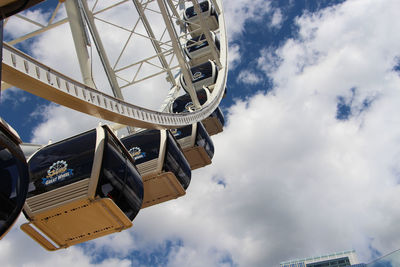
[
  {"xmin": 21, "ymin": 125, "xmax": 143, "ymax": 251},
  {"xmin": 184, "ymin": 0, "xmax": 219, "ymax": 37},
  {"xmin": 180, "ymin": 60, "xmax": 218, "ymax": 92},
  {"xmin": 171, "ymin": 122, "xmax": 214, "ymax": 170},
  {"xmin": 121, "ymin": 129, "xmax": 191, "ymax": 208},
  {"xmin": 185, "ymin": 32, "xmax": 220, "ymax": 66},
  {"xmin": 172, "ymin": 89, "xmax": 225, "ymax": 136}
]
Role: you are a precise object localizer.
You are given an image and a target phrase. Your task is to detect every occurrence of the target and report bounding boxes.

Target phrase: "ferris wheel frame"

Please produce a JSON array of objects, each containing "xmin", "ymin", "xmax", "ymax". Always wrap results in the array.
[{"xmin": 1, "ymin": 0, "xmax": 228, "ymax": 129}]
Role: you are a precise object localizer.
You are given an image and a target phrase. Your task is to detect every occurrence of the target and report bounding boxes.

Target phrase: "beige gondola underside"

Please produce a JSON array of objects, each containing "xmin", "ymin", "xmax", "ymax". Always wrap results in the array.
[
  {"xmin": 202, "ymin": 117, "xmax": 223, "ymax": 136},
  {"xmin": 21, "ymin": 198, "xmax": 132, "ymax": 251},
  {"xmin": 141, "ymin": 172, "xmax": 186, "ymax": 208},
  {"xmin": 183, "ymin": 146, "xmax": 212, "ymax": 170}
]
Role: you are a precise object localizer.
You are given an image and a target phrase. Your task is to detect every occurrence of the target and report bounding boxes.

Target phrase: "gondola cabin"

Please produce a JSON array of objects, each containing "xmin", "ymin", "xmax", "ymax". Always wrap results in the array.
[
  {"xmin": 185, "ymin": 32, "xmax": 220, "ymax": 66},
  {"xmin": 184, "ymin": 0, "xmax": 219, "ymax": 37},
  {"xmin": 172, "ymin": 122, "xmax": 214, "ymax": 170},
  {"xmin": 172, "ymin": 89, "xmax": 225, "ymax": 136},
  {"xmin": 21, "ymin": 125, "xmax": 143, "ymax": 251},
  {"xmin": 121, "ymin": 130, "xmax": 191, "ymax": 209},
  {"xmin": 180, "ymin": 61, "xmax": 218, "ymax": 92},
  {"xmin": 0, "ymin": 118, "xmax": 29, "ymax": 240}
]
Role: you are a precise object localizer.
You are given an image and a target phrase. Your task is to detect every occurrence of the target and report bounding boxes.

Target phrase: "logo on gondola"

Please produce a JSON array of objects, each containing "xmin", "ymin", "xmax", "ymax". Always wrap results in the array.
[
  {"xmin": 193, "ymin": 71, "xmax": 204, "ymax": 81},
  {"xmin": 185, "ymin": 102, "xmax": 195, "ymax": 112},
  {"xmin": 171, "ymin": 128, "xmax": 182, "ymax": 137},
  {"xmin": 128, "ymin": 147, "xmax": 146, "ymax": 160},
  {"xmin": 42, "ymin": 160, "xmax": 74, "ymax": 186}
]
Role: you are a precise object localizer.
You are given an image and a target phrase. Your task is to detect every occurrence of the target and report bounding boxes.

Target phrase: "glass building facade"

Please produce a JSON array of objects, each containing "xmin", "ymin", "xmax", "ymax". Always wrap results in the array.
[
  {"xmin": 306, "ymin": 257, "xmax": 350, "ymax": 267},
  {"xmin": 281, "ymin": 248, "xmax": 400, "ymax": 267},
  {"xmin": 280, "ymin": 250, "xmax": 359, "ymax": 267}
]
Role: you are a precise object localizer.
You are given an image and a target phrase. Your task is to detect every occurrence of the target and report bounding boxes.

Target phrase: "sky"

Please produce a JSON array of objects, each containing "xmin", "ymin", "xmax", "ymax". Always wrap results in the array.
[{"xmin": 1, "ymin": 0, "xmax": 400, "ymax": 266}]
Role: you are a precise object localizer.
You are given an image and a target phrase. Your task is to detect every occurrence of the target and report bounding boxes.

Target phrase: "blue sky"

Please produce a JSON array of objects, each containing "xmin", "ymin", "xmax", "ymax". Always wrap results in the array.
[{"xmin": 2, "ymin": 0, "xmax": 400, "ymax": 266}]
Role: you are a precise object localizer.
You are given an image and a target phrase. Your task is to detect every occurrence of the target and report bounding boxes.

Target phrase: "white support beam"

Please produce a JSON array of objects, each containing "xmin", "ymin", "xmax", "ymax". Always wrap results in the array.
[
  {"xmin": 209, "ymin": 0, "xmax": 221, "ymax": 14},
  {"xmin": 165, "ymin": 0, "xmax": 184, "ymax": 27},
  {"xmin": 119, "ymin": 64, "xmax": 180, "ymax": 89},
  {"xmin": 78, "ymin": 0, "xmax": 124, "ymax": 100},
  {"xmin": 132, "ymin": 0, "xmax": 176, "ymax": 85},
  {"xmin": 65, "ymin": 0, "xmax": 96, "ymax": 88},
  {"xmin": 156, "ymin": 0, "xmax": 201, "ymax": 109}
]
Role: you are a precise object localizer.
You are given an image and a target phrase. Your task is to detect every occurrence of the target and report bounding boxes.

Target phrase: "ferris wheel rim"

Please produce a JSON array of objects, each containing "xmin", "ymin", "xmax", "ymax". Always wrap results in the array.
[{"xmin": 1, "ymin": 0, "xmax": 228, "ymax": 129}]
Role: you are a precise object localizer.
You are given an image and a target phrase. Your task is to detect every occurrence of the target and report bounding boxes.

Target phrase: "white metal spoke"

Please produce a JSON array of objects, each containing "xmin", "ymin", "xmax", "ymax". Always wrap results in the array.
[
  {"xmin": 14, "ymin": 14, "xmax": 46, "ymax": 28},
  {"xmin": 132, "ymin": 0, "xmax": 176, "ymax": 85},
  {"xmin": 65, "ymin": 0, "xmax": 95, "ymax": 88},
  {"xmin": 48, "ymin": 2, "xmax": 62, "ymax": 25},
  {"xmin": 8, "ymin": 18, "xmax": 68, "ymax": 45},
  {"xmin": 157, "ymin": 0, "xmax": 200, "ymax": 108},
  {"xmin": 121, "ymin": 65, "xmax": 180, "ymax": 89},
  {"xmin": 91, "ymin": 1, "xmax": 129, "ymax": 15},
  {"xmin": 79, "ymin": 0, "xmax": 124, "ymax": 99}
]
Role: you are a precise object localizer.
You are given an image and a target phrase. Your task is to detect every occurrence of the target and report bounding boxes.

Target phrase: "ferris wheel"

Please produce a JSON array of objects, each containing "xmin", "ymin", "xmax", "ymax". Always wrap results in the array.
[{"xmin": 0, "ymin": 0, "xmax": 228, "ymax": 251}]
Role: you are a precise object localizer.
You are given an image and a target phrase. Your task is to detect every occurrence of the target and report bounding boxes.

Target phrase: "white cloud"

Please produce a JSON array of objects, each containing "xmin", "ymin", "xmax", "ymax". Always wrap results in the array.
[
  {"xmin": 223, "ymin": 0, "xmax": 272, "ymax": 40},
  {"xmin": 223, "ymin": 0, "xmax": 273, "ymax": 70},
  {"xmin": 270, "ymin": 9, "xmax": 284, "ymax": 29},
  {"xmin": 135, "ymin": 0, "xmax": 400, "ymax": 265},
  {"xmin": 236, "ymin": 69, "xmax": 262, "ymax": 84},
  {"xmin": 4, "ymin": 9, "xmax": 51, "ymax": 40},
  {"xmin": 228, "ymin": 44, "xmax": 241, "ymax": 69},
  {"xmin": 29, "ymin": 103, "xmax": 102, "ymax": 143},
  {"xmin": 0, "ymin": 87, "xmax": 28, "ymax": 108},
  {"xmin": 257, "ymin": 47, "xmax": 282, "ymax": 77}
]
